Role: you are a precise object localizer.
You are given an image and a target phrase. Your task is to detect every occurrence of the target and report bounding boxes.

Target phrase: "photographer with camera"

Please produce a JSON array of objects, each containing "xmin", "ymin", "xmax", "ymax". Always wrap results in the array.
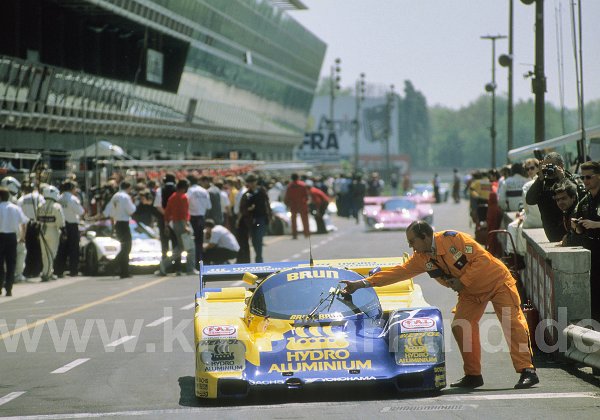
[{"xmin": 525, "ymin": 152, "xmax": 585, "ymax": 242}]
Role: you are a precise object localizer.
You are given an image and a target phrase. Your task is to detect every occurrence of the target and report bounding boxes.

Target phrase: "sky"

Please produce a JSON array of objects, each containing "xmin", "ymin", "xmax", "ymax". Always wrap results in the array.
[{"xmin": 289, "ymin": 0, "xmax": 600, "ymax": 110}]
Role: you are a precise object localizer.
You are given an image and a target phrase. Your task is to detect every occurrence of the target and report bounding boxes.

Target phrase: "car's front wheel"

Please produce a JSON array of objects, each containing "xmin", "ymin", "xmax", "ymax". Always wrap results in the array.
[{"xmin": 85, "ymin": 246, "xmax": 99, "ymax": 276}]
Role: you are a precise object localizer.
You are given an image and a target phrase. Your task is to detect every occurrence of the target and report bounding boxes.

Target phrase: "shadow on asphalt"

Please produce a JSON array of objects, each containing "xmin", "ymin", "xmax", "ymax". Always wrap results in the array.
[{"xmin": 179, "ymin": 376, "xmax": 463, "ymax": 407}]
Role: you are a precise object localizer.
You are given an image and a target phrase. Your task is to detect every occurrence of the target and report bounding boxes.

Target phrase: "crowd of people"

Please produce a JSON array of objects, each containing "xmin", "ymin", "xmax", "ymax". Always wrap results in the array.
[
  {"xmin": 462, "ymin": 152, "xmax": 599, "ymax": 322},
  {"xmin": 1, "ymin": 169, "xmax": 383, "ymax": 296}
]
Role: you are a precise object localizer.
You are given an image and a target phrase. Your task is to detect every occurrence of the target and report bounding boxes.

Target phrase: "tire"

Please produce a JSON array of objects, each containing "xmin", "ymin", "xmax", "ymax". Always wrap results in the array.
[{"xmin": 85, "ymin": 246, "xmax": 99, "ymax": 276}]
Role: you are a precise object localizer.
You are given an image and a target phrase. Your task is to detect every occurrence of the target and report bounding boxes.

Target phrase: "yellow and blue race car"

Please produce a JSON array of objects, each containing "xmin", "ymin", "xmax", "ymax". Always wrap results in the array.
[{"xmin": 194, "ymin": 258, "xmax": 446, "ymax": 399}]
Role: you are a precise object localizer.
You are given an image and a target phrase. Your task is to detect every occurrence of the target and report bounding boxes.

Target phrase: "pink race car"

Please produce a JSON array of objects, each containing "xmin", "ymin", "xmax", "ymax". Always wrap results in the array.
[{"xmin": 362, "ymin": 196, "xmax": 433, "ymax": 231}]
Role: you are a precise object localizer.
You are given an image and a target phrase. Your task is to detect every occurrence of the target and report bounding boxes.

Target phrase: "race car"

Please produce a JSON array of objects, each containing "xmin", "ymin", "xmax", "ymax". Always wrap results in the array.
[
  {"xmin": 80, "ymin": 219, "xmax": 185, "ymax": 275},
  {"xmin": 363, "ymin": 196, "xmax": 433, "ymax": 231},
  {"xmin": 406, "ymin": 184, "xmax": 449, "ymax": 203},
  {"xmin": 194, "ymin": 258, "xmax": 446, "ymax": 399}
]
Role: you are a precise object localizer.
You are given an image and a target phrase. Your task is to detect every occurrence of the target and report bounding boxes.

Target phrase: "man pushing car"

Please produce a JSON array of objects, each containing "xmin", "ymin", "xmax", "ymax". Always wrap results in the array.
[{"xmin": 342, "ymin": 220, "xmax": 539, "ymax": 389}]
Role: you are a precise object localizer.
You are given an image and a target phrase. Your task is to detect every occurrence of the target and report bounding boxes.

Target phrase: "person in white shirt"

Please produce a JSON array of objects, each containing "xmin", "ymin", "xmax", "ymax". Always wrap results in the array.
[
  {"xmin": 105, "ymin": 181, "xmax": 136, "ymax": 278},
  {"xmin": 56, "ymin": 181, "xmax": 85, "ymax": 277},
  {"xmin": 0, "ymin": 187, "xmax": 28, "ymax": 296},
  {"xmin": 1, "ymin": 176, "xmax": 27, "ymax": 282},
  {"xmin": 38, "ymin": 185, "xmax": 65, "ymax": 282},
  {"xmin": 203, "ymin": 219, "xmax": 240, "ymax": 264},
  {"xmin": 186, "ymin": 175, "xmax": 211, "ymax": 271},
  {"xmin": 498, "ymin": 163, "xmax": 529, "ymax": 212},
  {"xmin": 17, "ymin": 182, "xmax": 45, "ymax": 279}
]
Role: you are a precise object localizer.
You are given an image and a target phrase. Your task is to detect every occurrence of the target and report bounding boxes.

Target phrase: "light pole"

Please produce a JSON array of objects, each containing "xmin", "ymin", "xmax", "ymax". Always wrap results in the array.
[
  {"xmin": 353, "ymin": 72, "xmax": 366, "ymax": 171},
  {"xmin": 384, "ymin": 84, "xmax": 395, "ymax": 182},
  {"xmin": 481, "ymin": 34, "xmax": 507, "ymax": 168},
  {"xmin": 521, "ymin": 0, "xmax": 546, "ymax": 143},
  {"xmin": 499, "ymin": 0, "xmax": 514, "ymax": 159},
  {"xmin": 329, "ymin": 58, "xmax": 341, "ymax": 133}
]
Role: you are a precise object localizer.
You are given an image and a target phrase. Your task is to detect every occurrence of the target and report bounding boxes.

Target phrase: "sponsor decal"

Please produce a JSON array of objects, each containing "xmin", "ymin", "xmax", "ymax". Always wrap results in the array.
[
  {"xmin": 286, "ymin": 270, "xmax": 339, "ymax": 281},
  {"xmin": 453, "ymin": 254, "xmax": 468, "ymax": 270},
  {"xmin": 269, "ymin": 349, "xmax": 371, "ymax": 373},
  {"xmin": 435, "ymin": 373, "xmax": 446, "ymax": 387},
  {"xmin": 198, "ymin": 339, "xmax": 245, "ymax": 373},
  {"xmin": 202, "ymin": 325, "xmax": 237, "ymax": 339},
  {"xmin": 248, "ymin": 379, "xmax": 286, "ymax": 385},
  {"xmin": 398, "ymin": 355, "xmax": 438, "ymax": 363},
  {"xmin": 286, "ymin": 336, "xmax": 349, "ymax": 350},
  {"xmin": 425, "ymin": 262, "xmax": 434, "ymax": 270},
  {"xmin": 398, "ymin": 331, "xmax": 441, "ymax": 339},
  {"xmin": 465, "ymin": 245, "xmax": 473, "ymax": 254},
  {"xmin": 434, "ymin": 366, "xmax": 445, "ymax": 373},
  {"xmin": 452, "ymin": 251, "xmax": 463, "ymax": 261},
  {"xmin": 449, "ymin": 246, "xmax": 457, "ymax": 254},
  {"xmin": 400, "ymin": 317, "xmax": 437, "ymax": 332},
  {"xmin": 307, "ymin": 376, "xmax": 377, "ymax": 383},
  {"xmin": 290, "ymin": 313, "xmax": 343, "ymax": 321}
]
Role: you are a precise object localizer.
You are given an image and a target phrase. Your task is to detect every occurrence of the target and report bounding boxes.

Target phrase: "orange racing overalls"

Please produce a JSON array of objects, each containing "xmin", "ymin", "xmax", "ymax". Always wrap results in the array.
[{"xmin": 366, "ymin": 230, "xmax": 534, "ymax": 376}]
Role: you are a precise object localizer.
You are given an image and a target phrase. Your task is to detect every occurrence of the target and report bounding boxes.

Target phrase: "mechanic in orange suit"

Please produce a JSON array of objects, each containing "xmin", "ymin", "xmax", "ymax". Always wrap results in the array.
[
  {"xmin": 284, "ymin": 173, "xmax": 309, "ymax": 239},
  {"xmin": 342, "ymin": 220, "xmax": 539, "ymax": 389}
]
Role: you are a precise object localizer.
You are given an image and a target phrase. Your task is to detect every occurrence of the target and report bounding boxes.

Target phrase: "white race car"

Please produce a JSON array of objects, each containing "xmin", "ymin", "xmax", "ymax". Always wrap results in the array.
[
  {"xmin": 80, "ymin": 220, "xmax": 184, "ymax": 275},
  {"xmin": 268, "ymin": 201, "xmax": 337, "ymax": 236}
]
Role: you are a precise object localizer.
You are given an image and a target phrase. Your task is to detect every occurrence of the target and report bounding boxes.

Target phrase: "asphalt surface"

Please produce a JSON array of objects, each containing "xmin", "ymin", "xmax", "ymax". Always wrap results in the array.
[{"xmin": 1, "ymin": 199, "xmax": 599, "ymax": 419}]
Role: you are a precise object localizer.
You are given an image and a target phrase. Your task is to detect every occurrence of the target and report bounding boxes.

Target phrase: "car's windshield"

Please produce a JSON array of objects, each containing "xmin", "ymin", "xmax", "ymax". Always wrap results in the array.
[
  {"xmin": 86, "ymin": 222, "xmax": 155, "ymax": 240},
  {"xmin": 250, "ymin": 267, "xmax": 381, "ymax": 320},
  {"xmin": 382, "ymin": 199, "xmax": 416, "ymax": 211}
]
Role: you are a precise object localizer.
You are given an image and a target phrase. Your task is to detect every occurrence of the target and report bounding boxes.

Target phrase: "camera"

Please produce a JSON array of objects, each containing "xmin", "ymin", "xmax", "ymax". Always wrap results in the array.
[{"xmin": 542, "ymin": 163, "xmax": 556, "ymax": 177}]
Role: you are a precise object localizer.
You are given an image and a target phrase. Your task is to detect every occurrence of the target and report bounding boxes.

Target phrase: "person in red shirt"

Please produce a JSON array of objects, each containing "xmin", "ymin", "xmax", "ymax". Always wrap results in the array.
[
  {"xmin": 163, "ymin": 179, "xmax": 191, "ymax": 275},
  {"xmin": 306, "ymin": 179, "xmax": 329, "ymax": 234},
  {"xmin": 284, "ymin": 173, "xmax": 309, "ymax": 239}
]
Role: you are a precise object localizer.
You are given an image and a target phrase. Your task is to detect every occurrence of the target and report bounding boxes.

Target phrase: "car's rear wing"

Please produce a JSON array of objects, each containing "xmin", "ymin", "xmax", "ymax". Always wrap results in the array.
[{"xmin": 198, "ymin": 256, "xmax": 408, "ymax": 296}]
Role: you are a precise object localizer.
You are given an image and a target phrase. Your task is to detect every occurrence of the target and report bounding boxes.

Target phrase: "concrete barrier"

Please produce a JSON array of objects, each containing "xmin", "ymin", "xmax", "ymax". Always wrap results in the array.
[
  {"xmin": 519, "ymin": 228, "xmax": 591, "ymax": 350},
  {"xmin": 563, "ymin": 325, "xmax": 600, "ymax": 369}
]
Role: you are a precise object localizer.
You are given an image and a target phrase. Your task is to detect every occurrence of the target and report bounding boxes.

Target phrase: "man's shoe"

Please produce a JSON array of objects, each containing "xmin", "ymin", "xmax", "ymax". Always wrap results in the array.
[
  {"xmin": 5, "ymin": 290, "xmax": 12, "ymax": 297},
  {"xmin": 450, "ymin": 375, "xmax": 484, "ymax": 388},
  {"xmin": 41, "ymin": 275, "xmax": 49, "ymax": 282},
  {"xmin": 514, "ymin": 369, "xmax": 539, "ymax": 389},
  {"xmin": 119, "ymin": 274, "xmax": 132, "ymax": 279}
]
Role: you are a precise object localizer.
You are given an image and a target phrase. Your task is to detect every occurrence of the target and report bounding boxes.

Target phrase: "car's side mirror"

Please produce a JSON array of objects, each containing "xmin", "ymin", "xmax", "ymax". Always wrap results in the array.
[
  {"xmin": 86, "ymin": 231, "xmax": 97, "ymax": 240},
  {"xmin": 243, "ymin": 272, "xmax": 258, "ymax": 285}
]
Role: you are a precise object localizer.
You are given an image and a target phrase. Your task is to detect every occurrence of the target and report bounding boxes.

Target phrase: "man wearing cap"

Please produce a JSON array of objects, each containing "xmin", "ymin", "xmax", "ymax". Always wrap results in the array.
[{"xmin": 342, "ymin": 220, "xmax": 539, "ymax": 390}]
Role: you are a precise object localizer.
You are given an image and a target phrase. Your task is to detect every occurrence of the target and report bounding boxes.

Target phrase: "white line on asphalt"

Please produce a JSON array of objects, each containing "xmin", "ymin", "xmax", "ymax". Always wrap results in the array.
[
  {"xmin": 105, "ymin": 336, "xmax": 136, "ymax": 347},
  {"xmin": 180, "ymin": 302, "xmax": 195, "ymax": 310},
  {"xmin": 145, "ymin": 316, "xmax": 172, "ymax": 327},
  {"xmin": 439, "ymin": 392, "xmax": 599, "ymax": 401},
  {"xmin": 0, "ymin": 391, "xmax": 25, "ymax": 407},
  {"xmin": 34, "ymin": 300, "xmax": 45, "ymax": 304},
  {"xmin": 51, "ymin": 358, "xmax": 90, "ymax": 374}
]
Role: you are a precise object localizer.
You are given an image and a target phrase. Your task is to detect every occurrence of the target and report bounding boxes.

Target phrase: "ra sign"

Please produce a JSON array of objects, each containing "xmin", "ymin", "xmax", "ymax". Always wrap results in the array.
[{"xmin": 295, "ymin": 131, "xmax": 340, "ymax": 162}]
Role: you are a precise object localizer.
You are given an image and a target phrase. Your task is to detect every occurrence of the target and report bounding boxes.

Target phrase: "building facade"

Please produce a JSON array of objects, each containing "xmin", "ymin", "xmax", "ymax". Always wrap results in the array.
[{"xmin": 0, "ymin": 0, "xmax": 325, "ymax": 166}]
